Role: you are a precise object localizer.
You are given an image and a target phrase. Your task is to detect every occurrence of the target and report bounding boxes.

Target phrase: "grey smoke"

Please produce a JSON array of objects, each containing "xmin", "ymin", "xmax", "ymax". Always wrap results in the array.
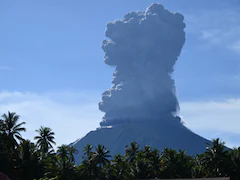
[{"xmin": 99, "ymin": 3, "xmax": 186, "ymax": 126}]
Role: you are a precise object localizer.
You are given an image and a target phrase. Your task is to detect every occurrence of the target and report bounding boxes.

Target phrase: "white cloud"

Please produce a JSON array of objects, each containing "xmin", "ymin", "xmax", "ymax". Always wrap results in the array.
[
  {"xmin": 180, "ymin": 99, "xmax": 240, "ymax": 147},
  {"xmin": 185, "ymin": 9, "xmax": 240, "ymax": 53},
  {"xmin": 0, "ymin": 91, "xmax": 239, "ymax": 148},
  {"xmin": 0, "ymin": 91, "xmax": 103, "ymax": 147},
  {"xmin": 181, "ymin": 99, "xmax": 240, "ymax": 132}
]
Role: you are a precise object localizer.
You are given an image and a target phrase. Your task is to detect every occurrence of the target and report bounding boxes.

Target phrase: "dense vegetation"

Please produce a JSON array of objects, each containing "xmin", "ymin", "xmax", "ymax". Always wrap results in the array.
[{"xmin": 0, "ymin": 111, "xmax": 239, "ymax": 180}]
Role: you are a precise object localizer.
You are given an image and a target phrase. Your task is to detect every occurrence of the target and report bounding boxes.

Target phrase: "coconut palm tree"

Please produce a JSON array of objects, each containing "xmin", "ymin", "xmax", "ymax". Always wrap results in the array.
[
  {"xmin": 202, "ymin": 138, "xmax": 229, "ymax": 177},
  {"xmin": 111, "ymin": 154, "xmax": 129, "ymax": 179},
  {"xmin": 148, "ymin": 148, "xmax": 161, "ymax": 178},
  {"xmin": 228, "ymin": 147, "xmax": 240, "ymax": 180},
  {"xmin": 68, "ymin": 146, "xmax": 78, "ymax": 163},
  {"xmin": 81, "ymin": 144, "xmax": 95, "ymax": 179},
  {"xmin": 18, "ymin": 139, "xmax": 40, "ymax": 180},
  {"xmin": 192, "ymin": 154, "xmax": 207, "ymax": 178},
  {"xmin": 57, "ymin": 145, "xmax": 69, "ymax": 170},
  {"xmin": 82, "ymin": 144, "xmax": 93, "ymax": 161},
  {"xmin": 0, "ymin": 111, "xmax": 26, "ymax": 148},
  {"xmin": 125, "ymin": 142, "xmax": 139, "ymax": 163},
  {"xmin": 160, "ymin": 148, "xmax": 180, "ymax": 179},
  {"xmin": 56, "ymin": 145, "xmax": 77, "ymax": 180},
  {"xmin": 34, "ymin": 126, "xmax": 56, "ymax": 154},
  {"xmin": 130, "ymin": 150, "xmax": 152, "ymax": 179},
  {"xmin": 92, "ymin": 144, "xmax": 111, "ymax": 168},
  {"xmin": 19, "ymin": 139, "xmax": 38, "ymax": 161}
]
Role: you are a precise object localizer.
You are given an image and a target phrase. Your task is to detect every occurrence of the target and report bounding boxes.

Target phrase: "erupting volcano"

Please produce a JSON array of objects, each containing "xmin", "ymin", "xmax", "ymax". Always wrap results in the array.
[{"xmin": 72, "ymin": 3, "xmax": 210, "ymax": 164}]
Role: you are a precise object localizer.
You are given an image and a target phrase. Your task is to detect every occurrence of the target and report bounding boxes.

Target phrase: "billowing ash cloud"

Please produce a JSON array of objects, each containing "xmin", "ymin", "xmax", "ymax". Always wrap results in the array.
[{"xmin": 99, "ymin": 3, "xmax": 185, "ymax": 126}]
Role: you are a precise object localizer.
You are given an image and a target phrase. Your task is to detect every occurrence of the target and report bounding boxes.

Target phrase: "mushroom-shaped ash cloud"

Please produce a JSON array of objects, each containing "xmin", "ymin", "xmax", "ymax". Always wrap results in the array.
[{"xmin": 99, "ymin": 3, "xmax": 185, "ymax": 126}]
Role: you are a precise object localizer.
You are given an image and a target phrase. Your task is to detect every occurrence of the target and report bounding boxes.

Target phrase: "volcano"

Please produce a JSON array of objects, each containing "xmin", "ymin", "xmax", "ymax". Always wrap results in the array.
[{"xmin": 71, "ymin": 3, "xmax": 210, "ymax": 164}]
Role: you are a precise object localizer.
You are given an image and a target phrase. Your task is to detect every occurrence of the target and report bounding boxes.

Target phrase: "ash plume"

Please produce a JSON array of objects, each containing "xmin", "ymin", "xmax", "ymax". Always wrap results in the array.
[{"xmin": 99, "ymin": 3, "xmax": 186, "ymax": 126}]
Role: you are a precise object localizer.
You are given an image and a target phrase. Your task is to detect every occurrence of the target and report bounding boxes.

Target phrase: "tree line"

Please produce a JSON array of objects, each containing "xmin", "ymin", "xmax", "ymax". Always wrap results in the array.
[{"xmin": 0, "ymin": 111, "xmax": 240, "ymax": 180}]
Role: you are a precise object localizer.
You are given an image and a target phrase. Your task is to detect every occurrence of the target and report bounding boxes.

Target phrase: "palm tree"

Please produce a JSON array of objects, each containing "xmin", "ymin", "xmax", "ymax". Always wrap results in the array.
[
  {"xmin": 0, "ymin": 111, "xmax": 26, "ymax": 148},
  {"xmin": 80, "ymin": 158, "xmax": 95, "ymax": 179},
  {"xmin": 92, "ymin": 144, "xmax": 111, "ymax": 168},
  {"xmin": 81, "ymin": 144, "xmax": 95, "ymax": 179},
  {"xmin": 229, "ymin": 147, "xmax": 240, "ymax": 180},
  {"xmin": 111, "ymin": 154, "xmax": 128, "ymax": 179},
  {"xmin": 203, "ymin": 138, "xmax": 229, "ymax": 177},
  {"xmin": 130, "ymin": 150, "xmax": 152, "ymax": 179},
  {"xmin": 34, "ymin": 126, "xmax": 56, "ymax": 154},
  {"xmin": 160, "ymin": 148, "xmax": 180, "ymax": 179},
  {"xmin": 68, "ymin": 146, "xmax": 78, "ymax": 163},
  {"xmin": 175, "ymin": 150, "xmax": 194, "ymax": 178},
  {"xmin": 19, "ymin": 139, "xmax": 38, "ymax": 161},
  {"xmin": 56, "ymin": 145, "xmax": 78, "ymax": 180},
  {"xmin": 0, "ymin": 111, "xmax": 26, "ymax": 178},
  {"xmin": 130, "ymin": 146, "xmax": 161, "ymax": 179},
  {"xmin": 148, "ymin": 148, "xmax": 161, "ymax": 178},
  {"xmin": 192, "ymin": 154, "xmax": 207, "ymax": 178},
  {"xmin": 82, "ymin": 144, "xmax": 93, "ymax": 161},
  {"xmin": 125, "ymin": 142, "xmax": 139, "ymax": 163},
  {"xmin": 18, "ymin": 139, "xmax": 40, "ymax": 180},
  {"xmin": 57, "ymin": 145, "xmax": 69, "ymax": 170}
]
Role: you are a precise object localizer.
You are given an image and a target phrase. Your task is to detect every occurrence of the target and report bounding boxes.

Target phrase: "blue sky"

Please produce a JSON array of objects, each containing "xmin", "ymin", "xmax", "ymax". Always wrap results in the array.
[{"xmin": 0, "ymin": 0, "xmax": 240, "ymax": 148}]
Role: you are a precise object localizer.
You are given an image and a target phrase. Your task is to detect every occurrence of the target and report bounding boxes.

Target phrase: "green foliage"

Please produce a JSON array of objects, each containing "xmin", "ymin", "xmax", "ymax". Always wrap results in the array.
[
  {"xmin": 1, "ymin": 111, "xmax": 240, "ymax": 180},
  {"xmin": 34, "ymin": 126, "xmax": 56, "ymax": 154}
]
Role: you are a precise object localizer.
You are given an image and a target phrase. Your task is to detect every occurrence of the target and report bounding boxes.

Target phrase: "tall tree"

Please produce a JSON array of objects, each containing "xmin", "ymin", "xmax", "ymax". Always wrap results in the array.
[
  {"xmin": 229, "ymin": 147, "xmax": 240, "ymax": 180},
  {"xmin": 148, "ymin": 148, "xmax": 161, "ymax": 178},
  {"xmin": 192, "ymin": 154, "xmax": 208, "ymax": 178},
  {"xmin": 80, "ymin": 144, "xmax": 95, "ymax": 179},
  {"xmin": 34, "ymin": 126, "xmax": 56, "ymax": 154},
  {"xmin": 68, "ymin": 146, "xmax": 78, "ymax": 163},
  {"xmin": 160, "ymin": 148, "xmax": 194, "ymax": 179},
  {"xmin": 18, "ymin": 139, "xmax": 40, "ymax": 180},
  {"xmin": 56, "ymin": 145, "xmax": 78, "ymax": 180},
  {"xmin": 57, "ymin": 145, "xmax": 69, "ymax": 170},
  {"xmin": 130, "ymin": 146, "xmax": 161, "ymax": 179},
  {"xmin": 92, "ymin": 144, "xmax": 111, "ymax": 168},
  {"xmin": 110, "ymin": 154, "xmax": 130, "ymax": 180},
  {"xmin": 0, "ymin": 111, "xmax": 26, "ymax": 148},
  {"xmin": 125, "ymin": 142, "xmax": 139, "ymax": 163},
  {"xmin": 83, "ymin": 144, "xmax": 93, "ymax": 161},
  {"xmin": 130, "ymin": 150, "xmax": 152, "ymax": 179},
  {"xmin": 0, "ymin": 112, "xmax": 26, "ymax": 179},
  {"xmin": 202, "ymin": 138, "xmax": 229, "ymax": 177}
]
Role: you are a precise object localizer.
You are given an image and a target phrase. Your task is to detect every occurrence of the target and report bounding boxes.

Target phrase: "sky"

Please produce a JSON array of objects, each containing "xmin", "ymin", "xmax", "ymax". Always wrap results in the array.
[{"xmin": 0, "ymin": 0, "xmax": 240, "ymax": 148}]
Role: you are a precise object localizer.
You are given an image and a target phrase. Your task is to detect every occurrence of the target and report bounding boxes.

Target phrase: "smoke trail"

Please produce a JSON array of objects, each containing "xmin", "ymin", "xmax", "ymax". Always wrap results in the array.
[{"xmin": 99, "ymin": 3, "xmax": 185, "ymax": 126}]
